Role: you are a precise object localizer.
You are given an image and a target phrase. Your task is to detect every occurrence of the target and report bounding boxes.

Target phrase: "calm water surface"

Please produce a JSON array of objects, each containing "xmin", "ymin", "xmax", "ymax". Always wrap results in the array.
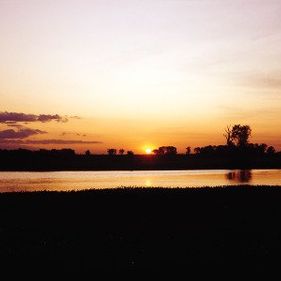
[{"xmin": 0, "ymin": 169, "xmax": 281, "ymax": 192}]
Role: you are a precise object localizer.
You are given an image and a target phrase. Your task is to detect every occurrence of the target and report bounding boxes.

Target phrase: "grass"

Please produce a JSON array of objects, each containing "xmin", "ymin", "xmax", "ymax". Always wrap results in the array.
[{"xmin": 1, "ymin": 186, "xmax": 281, "ymax": 276}]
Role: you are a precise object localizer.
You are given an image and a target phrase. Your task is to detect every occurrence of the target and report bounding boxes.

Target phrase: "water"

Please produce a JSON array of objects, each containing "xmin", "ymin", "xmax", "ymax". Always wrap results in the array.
[{"xmin": 0, "ymin": 169, "xmax": 281, "ymax": 192}]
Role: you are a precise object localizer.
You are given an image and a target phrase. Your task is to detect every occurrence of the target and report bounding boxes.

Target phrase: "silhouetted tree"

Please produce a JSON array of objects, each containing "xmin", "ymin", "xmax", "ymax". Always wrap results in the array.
[
  {"xmin": 152, "ymin": 149, "xmax": 159, "ymax": 155},
  {"xmin": 153, "ymin": 146, "xmax": 177, "ymax": 155},
  {"xmin": 165, "ymin": 146, "xmax": 177, "ymax": 155},
  {"xmin": 85, "ymin": 150, "xmax": 91, "ymax": 156},
  {"xmin": 119, "ymin": 149, "xmax": 125, "ymax": 155},
  {"xmin": 224, "ymin": 125, "xmax": 233, "ymax": 146},
  {"xmin": 199, "ymin": 145, "xmax": 216, "ymax": 155},
  {"xmin": 194, "ymin": 147, "xmax": 201, "ymax": 154},
  {"xmin": 224, "ymin": 124, "xmax": 252, "ymax": 147},
  {"xmin": 230, "ymin": 124, "xmax": 251, "ymax": 147},
  {"xmin": 107, "ymin": 149, "xmax": 117, "ymax": 155},
  {"xmin": 224, "ymin": 125, "xmax": 251, "ymax": 147},
  {"xmin": 255, "ymin": 143, "xmax": 267, "ymax": 155},
  {"xmin": 266, "ymin": 146, "xmax": 276, "ymax": 155},
  {"xmin": 54, "ymin": 149, "xmax": 75, "ymax": 156},
  {"xmin": 127, "ymin": 150, "xmax": 134, "ymax": 156},
  {"xmin": 153, "ymin": 148, "xmax": 164, "ymax": 155},
  {"xmin": 186, "ymin": 147, "xmax": 191, "ymax": 155}
]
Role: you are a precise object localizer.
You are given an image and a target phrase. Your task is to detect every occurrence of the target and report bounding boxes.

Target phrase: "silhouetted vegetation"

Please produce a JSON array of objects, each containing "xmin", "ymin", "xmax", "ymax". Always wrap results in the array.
[
  {"xmin": 152, "ymin": 146, "xmax": 177, "ymax": 155},
  {"xmin": 186, "ymin": 146, "xmax": 191, "ymax": 155},
  {"xmin": 127, "ymin": 150, "xmax": 134, "ymax": 156},
  {"xmin": 107, "ymin": 148, "xmax": 117, "ymax": 155},
  {"xmin": 1, "ymin": 187, "xmax": 281, "ymax": 275},
  {"xmin": 85, "ymin": 149, "xmax": 91, "ymax": 156},
  {"xmin": 0, "ymin": 124, "xmax": 280, "ymax": 170},
  {"xmin": 193, "ymin": 125, "xmax": 279, "ymax": 162},
  {"xmin": 224, "ymin": 124, "xmax": 251, "ymax": 147},
  {"xmin": 0, "ymin": 124, "xmax": 280, "ymax": 274}
]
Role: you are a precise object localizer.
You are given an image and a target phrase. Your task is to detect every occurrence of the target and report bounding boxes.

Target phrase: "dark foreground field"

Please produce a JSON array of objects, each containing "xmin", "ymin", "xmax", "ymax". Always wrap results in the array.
[{"xmin": 1, "ymin": 186, "xmax": 281, "ymax": 276}]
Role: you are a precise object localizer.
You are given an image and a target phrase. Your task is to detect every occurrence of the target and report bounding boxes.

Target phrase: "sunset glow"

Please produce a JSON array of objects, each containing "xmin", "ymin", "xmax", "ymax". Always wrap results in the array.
[
  {"xmin": 2, "ymin": 1, "xmax": 281, "ymax": 274},
  {"xmin": 1, "ymin": 1, "xmax": 281, "ymax": 153},
  {"xmin": 145, "ymin": 148, "xmax": 152, "ymax": 155}
]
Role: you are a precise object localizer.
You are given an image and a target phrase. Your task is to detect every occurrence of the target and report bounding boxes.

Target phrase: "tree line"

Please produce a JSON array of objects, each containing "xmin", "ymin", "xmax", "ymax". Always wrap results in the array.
[
  {"xmin": 193, "ymin": 124, "xmax": 276, "ymax": 156},
  {"xmin": 105, "ymin": 124, "xmax": 277, "ymax": 156},
  {"xmin": 0, "ymin": 124, "xmax": 280, "ymax": 170},
  {"xmin": 0, "ymin": 124, "xmax": 278, "ymax": 157}
]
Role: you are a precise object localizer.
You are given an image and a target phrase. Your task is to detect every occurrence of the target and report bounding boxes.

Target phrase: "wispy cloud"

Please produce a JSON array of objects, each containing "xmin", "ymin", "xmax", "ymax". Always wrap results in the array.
[
  {"xmin": 217, "ymin": 105, "xmax": 281, "ymax": 128},
  {"xmin": 0, "ymin": 139, "xmax": 102, "ymax": 145},
  {"xmin": 229, "ymin": 71, "xmax": 281, "ymax": 90},
  {"xmin": 61, "ymin": 131, "xmax": 87, "ymax": 137},
  {"xmin": 0, "ymin": 128, "xmax": 47, "ymax": 139},
  {"xmin": 0, "ymin": 112, "xmax": 68, "ymax": 123}
]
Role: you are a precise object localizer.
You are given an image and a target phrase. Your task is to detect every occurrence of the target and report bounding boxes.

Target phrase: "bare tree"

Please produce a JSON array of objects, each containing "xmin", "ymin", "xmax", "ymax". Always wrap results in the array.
[{"xmin": 224, "ymin": 125, "xmax": 233, "ymax": 146}]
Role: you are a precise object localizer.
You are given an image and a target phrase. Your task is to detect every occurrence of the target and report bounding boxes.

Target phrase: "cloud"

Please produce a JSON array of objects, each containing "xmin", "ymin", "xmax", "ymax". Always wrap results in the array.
[
  {"xmin": 25, "ymin": 139, "xmax": 102, "ymax": 144},
  {"xmin": 61, "ymin": 131, "xmax": 87, "ymax": 137},
  {"xmin": 252, "ymin": 76, "xmax": 281, "ymax": 89},
  {"xmin": 37, "ymin": 114, "xmax": 68, "ymax": 123},
  {"xmin": 0, "ymin": 139, "xmax": 102, "ymax": 145},
  {"xmin": 232, "ymin": 71, "xmax": 281, "ymax": 90},
  {"xmin": 218, "ymin": 105, "xmax": 281, "ymax": 121},
  {"xmin": 0, "ymin": 112, "xmax": 68, "ymax": 123},
  {"xmin": 0, "ymin": 128, "xmax": 47, "ymax": 139}
]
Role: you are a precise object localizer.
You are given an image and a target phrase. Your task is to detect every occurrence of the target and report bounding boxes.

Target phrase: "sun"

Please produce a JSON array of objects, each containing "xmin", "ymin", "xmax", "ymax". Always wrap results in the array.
[{"xmin": 145, "ymin": 148, "xmax": 152, "ymax": 154}]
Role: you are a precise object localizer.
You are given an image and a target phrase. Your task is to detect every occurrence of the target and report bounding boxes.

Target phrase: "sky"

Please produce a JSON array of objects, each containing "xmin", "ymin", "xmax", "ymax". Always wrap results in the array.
[{"xmin": 1, "ymin": 0, "xmax": 281, "ymax": 153}]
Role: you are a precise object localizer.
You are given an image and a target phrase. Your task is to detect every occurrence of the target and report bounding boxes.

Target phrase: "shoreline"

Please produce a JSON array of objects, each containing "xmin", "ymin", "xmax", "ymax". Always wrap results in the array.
[
  {"xmin": 1, "ymin": 166, "xmax": 281, "ymax": 172},
  {"xmin": 1, "ymin": 184, "xmax": 281, "ymax": 193},
  {"xmin": 1, "ymin": 152, "xmax": 281, "ymax": 171}
]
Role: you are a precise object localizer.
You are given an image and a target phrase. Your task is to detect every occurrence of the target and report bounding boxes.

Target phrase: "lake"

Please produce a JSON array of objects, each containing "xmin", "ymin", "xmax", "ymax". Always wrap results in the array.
[{"xmin": 0, "ymin": 169, "xmax": 281, "ymax": 192}]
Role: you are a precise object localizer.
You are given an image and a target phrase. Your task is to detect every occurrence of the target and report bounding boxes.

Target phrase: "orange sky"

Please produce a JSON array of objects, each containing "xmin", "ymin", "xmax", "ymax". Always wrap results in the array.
[{"xmin": 1, "ymin": 0, "xmax": 281, "ymax": 153}]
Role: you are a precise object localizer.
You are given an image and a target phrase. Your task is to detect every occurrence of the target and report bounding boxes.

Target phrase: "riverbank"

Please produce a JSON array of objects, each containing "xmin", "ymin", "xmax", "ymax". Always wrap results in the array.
[
  {"xmin": 1, "ymin": 186, "xmax": 281, "ymax": 275},
  {"xmin": 1, "ymin": 152, "xmax": 281, "ymax": 171}
]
